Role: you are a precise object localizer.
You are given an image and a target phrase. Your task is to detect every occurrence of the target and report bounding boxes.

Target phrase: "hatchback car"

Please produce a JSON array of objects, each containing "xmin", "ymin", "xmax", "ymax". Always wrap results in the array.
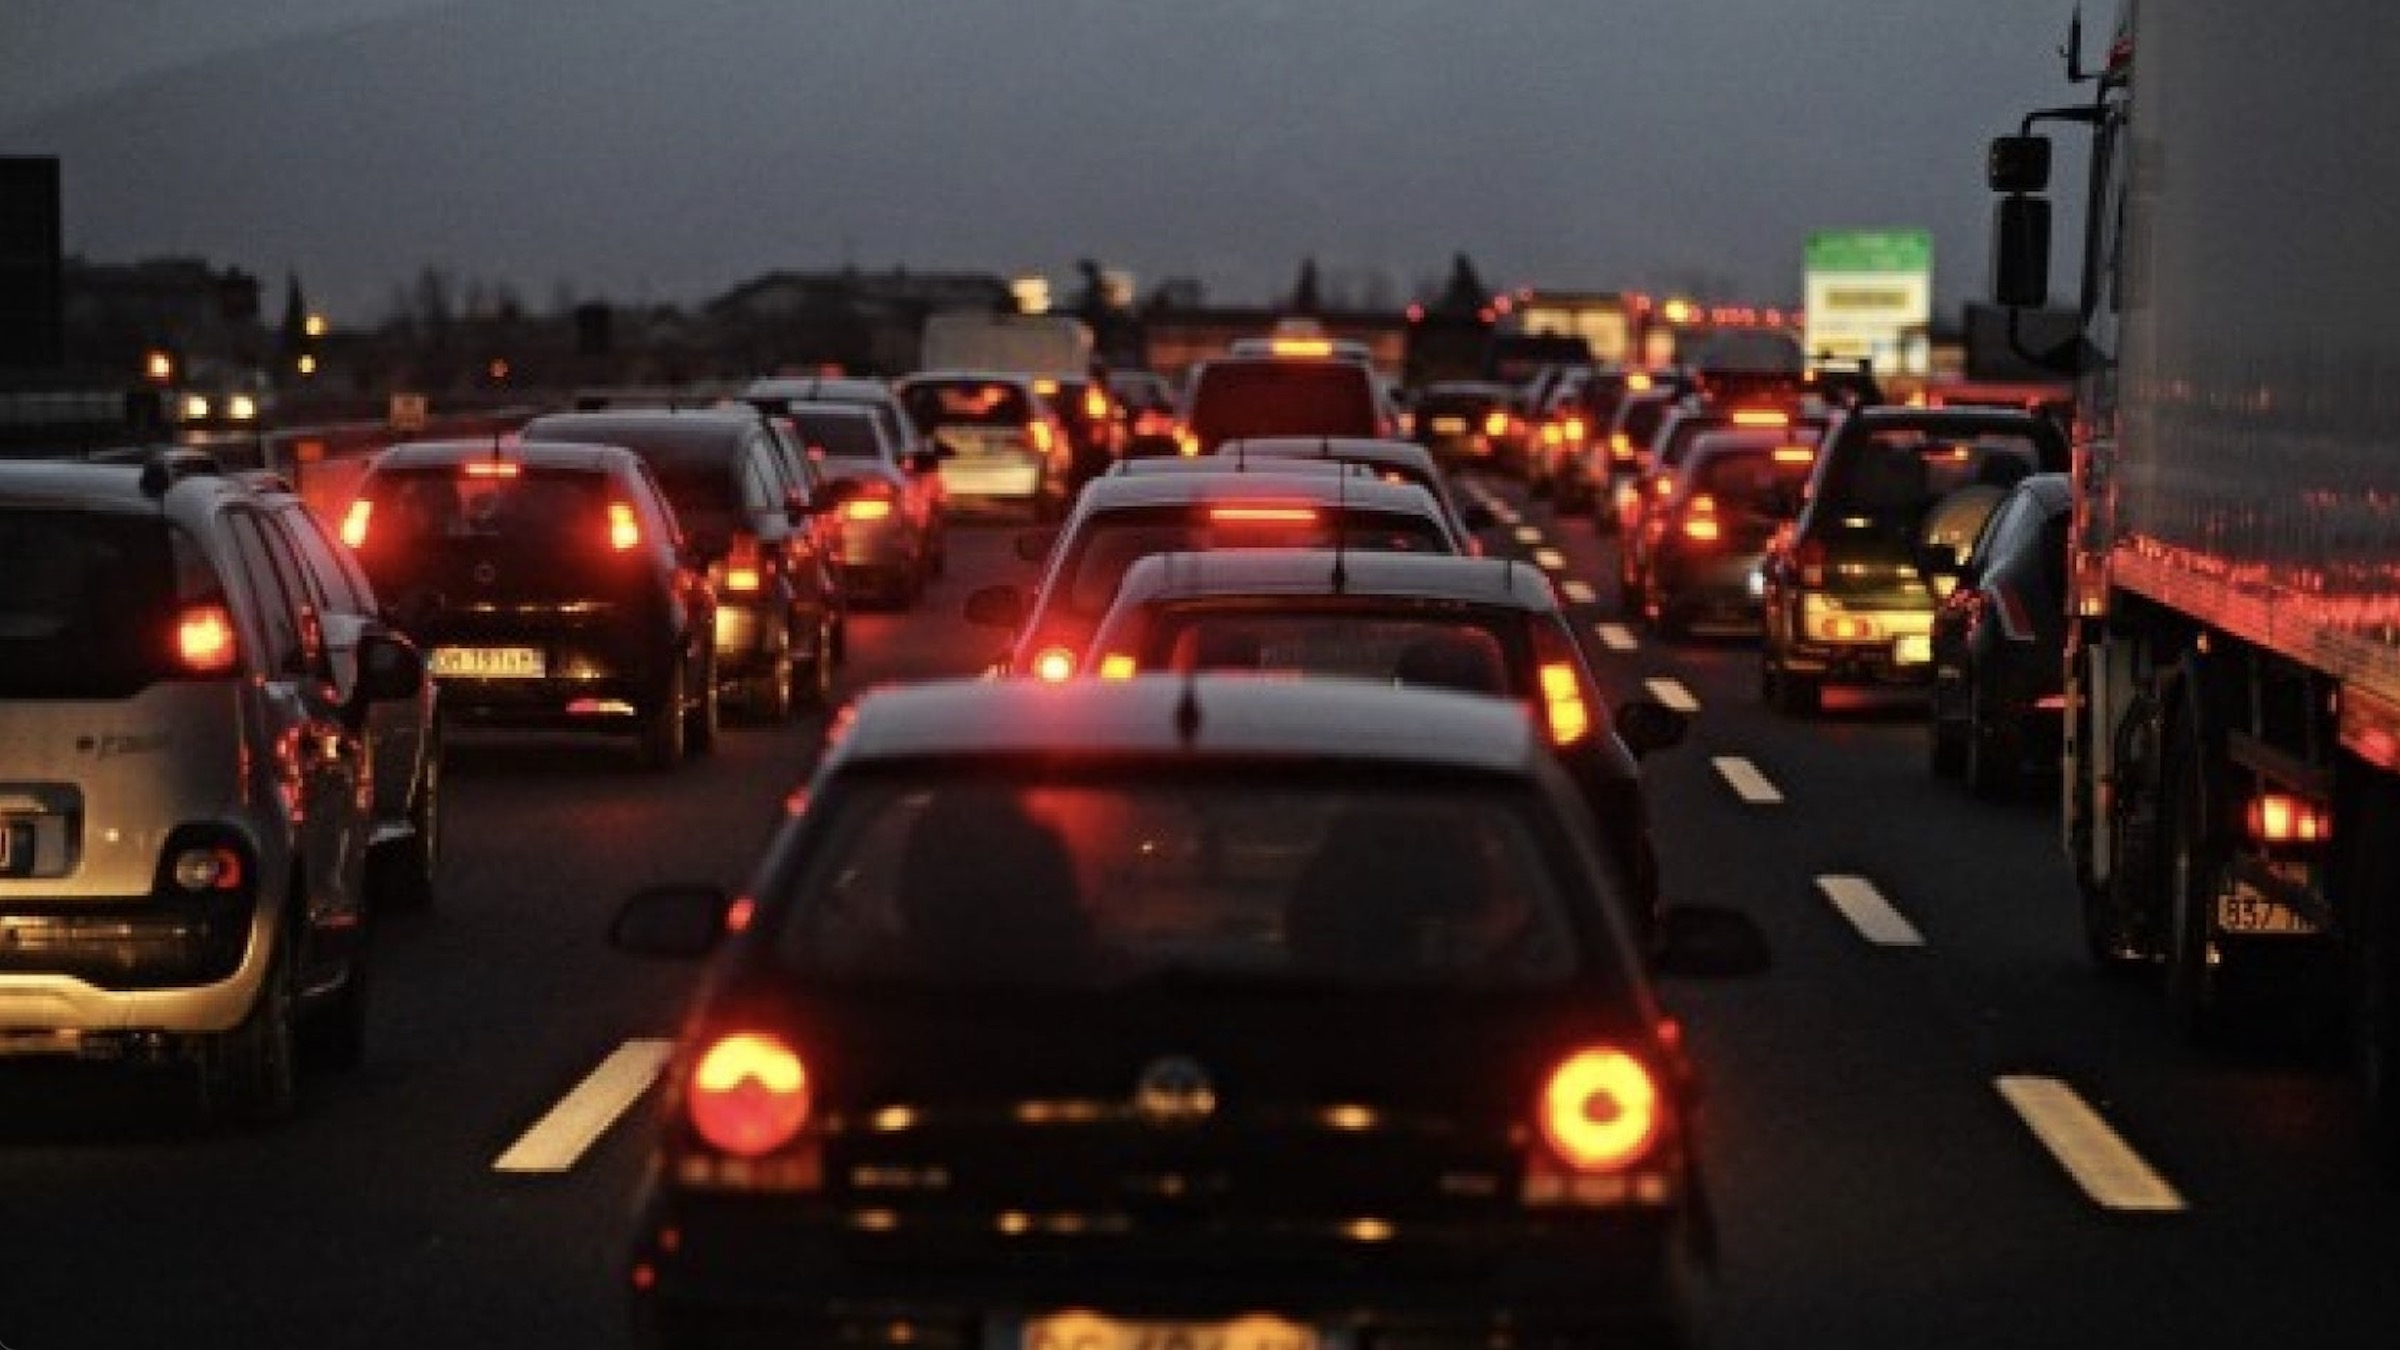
[
  {"xmin": 611, "ymin": 675, "xmax": 1766, "ymax": 1350},
  {"xmin": 1924, "ymin": 472, "xmax": 2072, "ymax": 796},
  {"xmin": 896, "ymin": 372, "xmax": 1074, "ymax": 521},
  {"xmin": 780, "ymin": 401, "xmax": 941, "ymax": 608},
  {"xmin": 521, "ymin": 408, "xmax": 847, "ymax": 720},
  {"xmin": 1081, "ymin": 548, "xmax": 1689, "ymax": 935},
  {"xmin": 964, "ymin": 471, "xmax": 1465, "ymax": 680},
  {"xmin": 341, "ymin": 439, "xmax": 719, "ymax": 769},
  {"xmin": 1182, "ymin": 352, "xmax": 1395, "ymax": 456},
  {"xmin": 2, "ymin": 450, "xmax": 424, "ymax": 1122},
  {"xmin": 1412, "ymin": 379, "xmax": 1527, "ymax": 475},
  {"xmin": 1624, "ymin": 429, "xmax": 1818, "ymax": 638},
  {"xmin": 1617, "ymin": 402, "xmax": 1830, "ymax": 613},
  {"xmin": 1213, "ymin": 435, "xmax": 1495, "ymax": 550},
  {"xmin": 1033, "ymin": 373, "xmax": 1123, "ymax": 494},
  {"xmin": 1758, "ymin": 406, "xmax": 2067, "ymax": 715}
]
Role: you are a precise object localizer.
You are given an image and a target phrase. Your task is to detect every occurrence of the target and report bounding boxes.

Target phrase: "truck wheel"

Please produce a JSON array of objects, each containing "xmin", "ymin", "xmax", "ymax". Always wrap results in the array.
[{"xmin": 2164, "ymin": 713, "xmax": 2234, "ymax": 1044}]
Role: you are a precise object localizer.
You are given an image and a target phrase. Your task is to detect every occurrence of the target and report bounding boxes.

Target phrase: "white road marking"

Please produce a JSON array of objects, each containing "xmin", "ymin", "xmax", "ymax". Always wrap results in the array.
[
  {"xmin": 1815, "ymin": 874, "xmax": 1926, "ymax": 947},
  {"xmin": 1643, "ymin": 678, "xmax": 1699, "ymax": 712},
  {"xmin": 1594, "ymin": 623, "xmax": 1638, "ymax": 651},
  {"xmin": 493, "ymin": 1038, "xmax": 676, "ymax": 1174},
  {"xmin": 1513, "ymin": 525, "xmax": 1544, "ymax": 545},
  {"xmin": 1996, "ymin": 1075, "xmax": 2187, "ymax": 1213},
  {"xmin": 1533, "ymin": 548, "xmax": 1567, "ymax": 571},
  {"xmin": 1712, "ymin": 756, "xmax": 1785, "ymax": 805},
  {"xmin": 1560, "ymin": 580, "xmax": 1598, "ymax": 605}
]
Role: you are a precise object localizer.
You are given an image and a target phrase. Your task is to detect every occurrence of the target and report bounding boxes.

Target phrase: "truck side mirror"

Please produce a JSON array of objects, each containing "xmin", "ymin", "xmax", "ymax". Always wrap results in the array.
[
  {"xmin": 1987, "ymin": 134, "xmax": 2052, "ymax": 194},
  {"xmin": 1991, "ymin": 195, "xmax": 2053, "ymax": 309}
]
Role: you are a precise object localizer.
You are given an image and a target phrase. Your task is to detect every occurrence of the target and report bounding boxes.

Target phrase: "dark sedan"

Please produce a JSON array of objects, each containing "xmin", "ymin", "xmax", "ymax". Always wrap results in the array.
[{"xmin": 1925, "ymin": 472, "xmax": 2072, "ymax": 796}]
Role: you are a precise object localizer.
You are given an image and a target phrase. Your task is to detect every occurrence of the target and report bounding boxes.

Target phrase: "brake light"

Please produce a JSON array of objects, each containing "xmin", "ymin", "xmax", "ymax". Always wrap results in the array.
[
  {"xmin": 1483, "ymin": 410, "xmax": 1511, "ymax": 438},
  {"xmin": 1609, "ymin": 432, "xmax": 1635, "ymax": 463},
  {"xmin": 688, "ymin": 1033, "xmax": 811, "ymax": 1158},
  {"xmin": 339, "ymin": 499, "xmax": 372, "ymax": 550},
  {"xmin": 1176, "ymin": 429, "xmax": 1200, "ymax": 457},
  {"xmin": 1772, "ymin": 444, "xmax": 1815, "ymax": 465},
  {"xmin": 2247, "ymin": 793, "xmax": 2332, "ymax": 845},
  {"xmin": 1731, "ymin": 410, "xmax": 1789, "ymax": 428},
  {"xmin": 1987, "ymin": 583, "xmax": 2038, "ymax": 642},
  {"xmin": 169, "ymin": 843, "xmax": 246, "ymax": 893},
  {"xmin": 608, "ymin": 501, "xmax": 642, "ymax": 552},
  {"xmin": 1538, "ymin": 1047, "xmax": 1662, "ymax": 1172},
  {"xmin": 1084, "ymin": 388, "xmax": 1111, "ymax": 419},
  {"xmin": 1030, "ymin": 421, "xmax": 1056, "ymax": 456},
  {"xmin": 176, "ymin": 603, "xmax": 239, "ymax": 674},
  {"xmin": 1541, "ymin": 422, "xmax": 1564, "ymax": 447},
  {"xmin": 1271, "ymin": 338, "xmax": 1334, "ymax": 357},
  {"xmin": 1682, "ymin": 494, "xmax": 1721, "ymax": 543},
  {"xmin": 1032, "ymin": 647, "xmax": 1077, "ymax": 682},
  {"xmin": 1537, "ymin": 661, "xmax": 1591, "ymax": 745},
  {"xmin": 843, "ymin": 496, "xmax": 894, "ymax": 522},
  {"xmin": 1626, "ymin": 372, "xmax": 1655, "ymax": 393},
  {"xmin": 723, "ymin": 535, "xmax": 763, "ymax": 592},
  {"xmin": 463, "ymin": 460, "xmax": 521, "ymax": 478},
  {"xmin": 1097, "ymin": 653, "xmax": 1137, "ymax": 679},
  {"xmin": 1564, "ymin": 416, "xmax": 1587, "ymax": 441},
  {"xmin": 1209, "ymin": 505, "xmax": 1319, "ymax": 525},
  {"xmin": 1650, "ymin": 473, "xmax": 1674, "ymax": 498}
]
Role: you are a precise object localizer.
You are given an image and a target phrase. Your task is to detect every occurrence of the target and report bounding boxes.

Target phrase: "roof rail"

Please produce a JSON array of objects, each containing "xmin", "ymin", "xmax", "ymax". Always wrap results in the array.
[{"xmin": 137, "ymin": 447, "xmax": 224, "ymax": 496}]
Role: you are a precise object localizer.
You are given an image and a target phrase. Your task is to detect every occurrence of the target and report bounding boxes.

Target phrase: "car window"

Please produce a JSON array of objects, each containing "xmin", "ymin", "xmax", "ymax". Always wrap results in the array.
[
  {"xmin": 904, "ymin": 380, "xmax": 1031, "ymax": 430},
  {"xmin": 770, "ymin": 776, "xmax": 1583, "ymax": 989},
  {"xmin": 224, "ymin": 510, "xmax": 312, "ymax": 675},
  {"xmin": 0, "ymin": 508, "xmax": 208, "ymax": 698},
  {"xmin": 1144, "ymin": 609, "xmax": 1516, "ymax": 694},
  {"xmin": 1692, "ymin": 448, "xmax": 1808, "ymax": 517},
  {"xmin": 1061, "ymin": 511, "xmax": 1453, "ymax": 617},
  {"xmin": 278, "ymin": 502, "xmax": 376, "ymax": 616},
  {"xmin": 795, "ymin": 409, "xmax": 885, "ymax": 460}
]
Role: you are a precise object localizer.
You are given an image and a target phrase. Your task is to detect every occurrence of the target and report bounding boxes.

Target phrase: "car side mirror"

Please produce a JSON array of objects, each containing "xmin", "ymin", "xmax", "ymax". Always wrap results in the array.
[
  {"xmin": 1612, "ymin": 698, "xmax": 1689, "ymax": 759},
  {"xmin": 964, "ymin": 584, "xmax": 1026, "ymax": 629},
  {"xmin": 610, "ymin": 884, "xmax": 733, "ymax": 959},
  {"xmin": 342, "ymin": 629, "xmax": 424, "ymax": 730},
  {"xmin": 1652, "ymin": 904, "xmax": 1772, "ymax": 978}
]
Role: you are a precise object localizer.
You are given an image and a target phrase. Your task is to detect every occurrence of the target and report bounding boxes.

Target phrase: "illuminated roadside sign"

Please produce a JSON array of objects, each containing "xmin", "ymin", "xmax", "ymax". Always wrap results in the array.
[{"xmin": 1804, "ymin": 229, "xmax": 1932, "ymax": 374}]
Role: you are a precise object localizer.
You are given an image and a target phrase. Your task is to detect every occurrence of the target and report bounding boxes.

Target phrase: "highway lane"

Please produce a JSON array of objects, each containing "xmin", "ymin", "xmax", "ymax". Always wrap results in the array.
[{"xmin": 6, "ymin": 483, "xmax": 2400, "ymax": 1348}]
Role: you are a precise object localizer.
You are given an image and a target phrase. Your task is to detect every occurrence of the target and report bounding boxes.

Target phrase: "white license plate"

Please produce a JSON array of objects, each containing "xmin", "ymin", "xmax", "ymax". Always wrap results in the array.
[
  {"xmin": 1430, "ymin": 416, "xmax": 1467, "ymax": 434},
  {"xmin": 1020, "ymin": 1312, "xmax": 1320, "ymax": 1350},
  {"xmin": 1893, "ymin": 634, "xmax": 1933, "ymax": 666},
  {"xmin": 2217, "ymin": 894, "xmax": 2320, "ymax": 935},
  {"xmin": 429, "ymin": 646, "xmax": 545, "ymax": 678}
]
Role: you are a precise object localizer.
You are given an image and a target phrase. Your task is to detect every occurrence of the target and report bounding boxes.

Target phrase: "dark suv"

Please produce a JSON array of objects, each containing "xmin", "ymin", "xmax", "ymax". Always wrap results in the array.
[
  {"xmin": 522, "ymin": 408, "xmax": 847, "ymax": 720},
  {"xmin": 1758, "ymin": 406, "xmax": 2068, "ymax": 714},
  {"xmin": 342, "ymin": 439, "xmax": 718, "ymax": 769},
  {"xmin": 1, "ymin": 450, "xmax": 424, "ymax": 1123}
]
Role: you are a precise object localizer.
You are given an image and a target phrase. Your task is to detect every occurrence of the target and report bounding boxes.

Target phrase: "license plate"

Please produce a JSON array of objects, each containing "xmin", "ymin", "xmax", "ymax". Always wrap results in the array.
[
  {"xmin": 1430, "ymin": 416, "xmax": 1467, "ymax": 434},
  {"xmin": 1020, "ymin": 1312, "xmax": 1320, "ymax": 1350},
  {"xmin": 2217, "ymin": 893, "xmax": 2320, "ymax": 935},
  {"xmin": 429, "ymin": 646, "xmax": 545, "ymax": 678},
  {"xmin": 1893, "ymin": 634, "xmax": 1933, "ymax": 666}
]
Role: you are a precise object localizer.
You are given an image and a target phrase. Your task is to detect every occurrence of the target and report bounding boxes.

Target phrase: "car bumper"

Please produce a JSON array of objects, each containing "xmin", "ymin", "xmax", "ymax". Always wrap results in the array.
[
  {"xmin": 0, "ymin": 895, "xmax": 277, "ymax": 1048},
  {"xmin": 1781, "ymin": 594, "xmax": 1935, "ymax": 683}
]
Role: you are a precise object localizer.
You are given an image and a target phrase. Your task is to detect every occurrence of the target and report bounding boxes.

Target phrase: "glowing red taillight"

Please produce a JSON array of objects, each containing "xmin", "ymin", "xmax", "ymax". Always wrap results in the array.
[
  {"xmin": 688, "ymin": 1033, "xmax": 811, "ymax": 1158},
  {"xmin": 1031, "ymin": 647, "xmax": 1077, "ymax": 682},
  {"xmin": 1083, "ymin": 388, "xmax": 1111, "ymax": 419},
  {"xmin": 463, "ymin": 460, "xmax": 521, "ymax": 478},
  {"xmin": 1030, "ymin": 421, "xmax": 1056, "ymax": 456},
  {"xmin": 1537, "ymin": 660, "xmax": 1592, "ymax": 745},
  {"xmin": 608, "ymin": 502, "xmax": 642, "ymax": 552},
  {"xmin": 1538, "ymin": 1047, "xmax": 1662, "ymax": 1172},
  {"xmin": 1097, "ymin": 652, "xmax": 1137, "ymax": 679},
  {"xmin": 177, "ymin": 603, "xmax": 239, "ymax": 674},
  {"xmin": 1209, "ymin": 505, "xmax": 1319, "ymax": 525},
  {"xmin": 843, "ymin": 497, "xmax": 894, "ymax": 522},
  {"xmin": 723, "ymin": 534, "xmax": 763, "ymax": 591},
  {"xmin": 2248, "ymin": 793, "xmax": 2332, "ymax": 845},
  {"xmin": 339, "ymin": 499, "xmax": 372, "ymax": 550},
  {"xmin": 1609, "ymin": 432, "xmax": 1635, "ymax": 463},
  {"xmin": 1483, "ymin": 410, "xmax": 1511, "ymax": 438},
  {"xmin": 1731, "ymin": 409, "xmax": 1789, "ymax": 428}
]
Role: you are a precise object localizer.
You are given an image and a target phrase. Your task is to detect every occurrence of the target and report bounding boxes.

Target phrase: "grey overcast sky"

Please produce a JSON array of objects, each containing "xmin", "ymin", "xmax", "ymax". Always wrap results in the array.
[{"xmin": 0, "ymin": 0, "xmax": 2087, "ymax": 323}]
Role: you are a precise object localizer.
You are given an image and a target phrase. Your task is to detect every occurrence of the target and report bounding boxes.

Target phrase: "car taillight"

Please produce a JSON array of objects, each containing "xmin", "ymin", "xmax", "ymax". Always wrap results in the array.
[
  {"xmin": 339, "ymin": 499, "xmax": 372, "ymax": 550},
  {"xmin": 1030, "ymin": 421, "xmax": 1056, "ymax": 456},
  {"xmin": 1209, "ymin": 505, "xmax": 1319, "ymax": 525},
  {"xmin": 1772, "ymin": 444, "xmax": 1816, "ymax": 465},
  {"xmin": 1032, "ymin": 646, "xmax": 1077, "ymax": 682},
  {"xmin": 1537, "ymin": 661, "xmax": 1592, "ymax": 745},
  {"xmin": 1097, "ymin": 652, "xmax": 1137, "ymax": 679},
  {"xmin": 688, "ymin": 1032, "xmax": 811, "ymax": 1158},
  {"xmin": 1483, "ymin": 410, "xmax": 1511, "ymax": 438},
  {"xmin": 723, "ymin": 535, "xmax": 763, "ymax": 592},
  {"xmin": 1650, "ymin": 473, "xmax": 1673, "ymax": 499},
  {"xmin": 608, "ymin": 502, "xmax": 642, "ymax": 552},
  {"xmin": 1176, "ymin": 428, "xmax": 1201, "ymax": 457},
  {"xmin": 843, "ymin": 497, "xmax": 893, "ymax": 522},
  {"xmin": 1564, "ymin": 416, "xmax": 1587, "ymax": 441},
  {"xmin": 169, "ymin": 843, "xmax": 246, "ymax": 893},
  {"xmin": 1987, "ymin": 583, "xmax": 2038, "ymax": 642},
  {"xmin": 1731, "ymin": 409, "xmax": 1789, "ymax": 428},
  {"xmin": 1681, "ymin": 494, "xmax": 1721, "ymax": 543},
  {"xmin": 463, "ymin": 459, "xmax": 521, "ymax": 478},
  {"xmin": 1537, "ymin": 1046, "xmax": 1663, "ymax": 1172},
  {"xmin": 2247, "ymin": 792, "xmax": 2332, "ymax": 845},
  {"xmin": 1610, "ymin": 432, "xmax": 1635, "ymax": 463},
  {"xmin": 176, "ymin": 603, "xmax": 239, "ymax": 674},
  {"xmin": 1084, "ymin": 388, "xmax": 1111, "ymax": 419},
  {"xmin": 1794, "ymin": 537, "xmax": 1827, "ymax": 588}
]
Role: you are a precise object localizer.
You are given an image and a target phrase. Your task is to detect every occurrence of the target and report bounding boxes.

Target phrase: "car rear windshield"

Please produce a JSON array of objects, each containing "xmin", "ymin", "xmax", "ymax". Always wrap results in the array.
[
  {"xmin": 352, "ymin": 465, "xmax": 637, "ymax": 600},
  {"xmin": 771, "ymin": 774, "xmax": 1587, "ymax": 990},
  {"xmin": 1818, "ymin": 430, "xmax": 2048, "ymax": 525},
  {"xmin": 1188, "ymin": 362, "xmax": 1380, "ymax": 446},
  {"xmin": 1061, "ymin": 508, "xmax": 1453, "ymax": 617},
  {"xmin": 1690, "ymin": 446, "xmax": 1812, "ymax": 517},
  {"xmin": 1134, "ymin": 608, "xmax": 1518, "ymax": 695},
  {"xmin": 903, "ymin": 381, "xmax": 1033, "ymax": 430},
  {"xmin": 0, "ymin": 509, "xmax": 217, "ymax": 698},
  {"xmin": 791, "ymin": 409, "xmax": 883, "ymax": 459}
]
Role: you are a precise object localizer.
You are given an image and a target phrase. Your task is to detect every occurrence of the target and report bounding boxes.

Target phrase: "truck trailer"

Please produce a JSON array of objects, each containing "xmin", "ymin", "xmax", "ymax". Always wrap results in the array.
[{"xmin": 1991, "ymin": 1, "xmax": 2400, "ymax": 1146}]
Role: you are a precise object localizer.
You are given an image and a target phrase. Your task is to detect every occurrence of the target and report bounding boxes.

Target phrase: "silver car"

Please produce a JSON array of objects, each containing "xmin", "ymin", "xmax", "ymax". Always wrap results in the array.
[{"xmin": 0, "ymin": 451, "xmax": 424, "ymax": 1124}]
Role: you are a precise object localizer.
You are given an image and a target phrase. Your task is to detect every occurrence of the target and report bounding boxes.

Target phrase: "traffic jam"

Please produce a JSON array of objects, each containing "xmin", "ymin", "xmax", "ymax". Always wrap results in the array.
[{"xmin": 12, "ymin": 5, "xmax": 2400, "ymax": 1349}]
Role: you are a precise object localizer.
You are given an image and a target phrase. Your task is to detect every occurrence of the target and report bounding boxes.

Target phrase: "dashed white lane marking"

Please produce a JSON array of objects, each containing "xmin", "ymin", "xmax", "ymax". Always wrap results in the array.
[
  {"xmin": 1996, "ymin": 1075, "xmax": 2187, "ymax": 1213},
  {"xmin": 1595, "ymin": 623, "xmax": 1638, "ymax": 651},
  {"xmin": 1560, "ymin": 580, "xmax": 1598, "ymax": 605},
  {"xmin": 1644, "ymin": 678, "xmax": 1699, "ymax": 712},
  {"xmin": 493, "ymin": 1038, "xmax": 676, "ymax": 1174},
  {"xmin": 1533, "ymin": 548, "xmax": 1567, "ymax": 571},
  {"xmin": 1712, "ymin": 756, "xmax": 1785, "ymax": 805},
  {"xmin": 1815, "ymin": 874, "xmax": 1926, "ymax": 947},
  {"xmin": 1513, "ymin": 525, "xmax": 1545, "ymax": 545}
]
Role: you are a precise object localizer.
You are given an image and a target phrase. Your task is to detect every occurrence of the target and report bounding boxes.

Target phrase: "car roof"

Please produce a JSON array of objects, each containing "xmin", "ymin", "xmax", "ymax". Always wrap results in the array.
[
  {"xmin": 1107, "ymin": 547, "xmax": 1560, "ymax": 612},
  {"xmin": 0, "ymin": 452, "xmax": 247, "ymax": 515},
  {"xmin": 1111, "ymin": 456, "xmax": 1358, "ymax": 479},
  {"xmin": 1070, "ymin": 468, "xmax": 1444, "ymax": 517},
  {"xmin": 521, "ymin": 407, "xmax": 764, "ymax": 446},
  {"xmin": 831, "ymin": 675, "xmax": 1542, "ymax": 774},
  {"xmin": 371, "ymin": 438, "xmax": 646, "ymax": 474},
  {"xmin": 745, "ymin": 375, "xmax": 892, "ymax": 401},
  {"xmin": 1215, "ymin": 436, "xmax": 1441, "ymax": 472},
  {"xmin": 897, "ymin": 370, "xmax": 1046, "ymax": 389}
]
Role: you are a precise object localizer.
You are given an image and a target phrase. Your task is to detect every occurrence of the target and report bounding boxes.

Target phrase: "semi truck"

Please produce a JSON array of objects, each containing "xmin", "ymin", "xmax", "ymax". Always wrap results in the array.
[{"xmin": 1990, "ymin": 1, "xmax": 2400, "ymax": 1146}]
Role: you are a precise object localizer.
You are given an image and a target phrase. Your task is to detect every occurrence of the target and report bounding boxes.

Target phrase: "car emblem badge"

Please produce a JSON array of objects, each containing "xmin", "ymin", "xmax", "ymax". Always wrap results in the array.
[
  {"xmin": 473, "ymin": 562, "xmax": 497, "ymax": 587},
  {"xmin": 1133, "ymin": 1054, "xmax": 1216, "ymax": 1127}
]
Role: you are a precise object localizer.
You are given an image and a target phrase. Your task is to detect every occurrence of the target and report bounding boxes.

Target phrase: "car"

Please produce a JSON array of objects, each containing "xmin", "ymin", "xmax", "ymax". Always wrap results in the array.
[
  {"xmin": 1757, "ymin": 406, "xmax": 2068, "ymax": 715},
  {"xmin": 340, "ymin": 437, "xmax": 720, "ymax": 769},
  {"xmin": 895, "ymin": 371, "xmax": 1076, "ymax": 521},
  {"xmin": 743, "ymin": 373, "xmax": 952, "ymax": 570},
  {"xmin": 610, "ymin": 674, "xmax": 1767, "ymax": 1350},
  {"xmin": 1105, "ymin": 368, "xmax": 1182, "ymax": 456},
  {"xmin": 1080, "ymin": 547, "xmax": 1690, "ymax": 935},
  {"xmin": 1616, "ymin": 400, "xmax": 1831, "ymax": 614},
  {"xmin": 1923, "ymin": 471, "xmax": 2072, "ymax": 796},
  {"xmin": 1412, "ymin": 379, "xmax": 1527, "ymax": 475},
  {"xmin": 1213, "ymin": 434, "xmax": 1496, "ymax": 551},
  {"xmin": 1032, "ymin": 372, "xmax": 1123, "ymax": 494},
  {"xmin": 520, "ymin": 407, "xmax": 848, "ymax": 720},
  {"xmin": 1597, "ymin": 383, "xmax": 1686, "ymax": 535},
  {"xmin": 1622, "ymin": 428, "xmax": 1818, "ymax": 638},
  {"xmin": 964, "ymin": 470, "xmax": 1466, "ymax": 680},
  {"xmin": 1182, "ymin": 350, "xmax": 1395, "ymax": 456},
  {"xmin": 245, "ymin": 471, "xmax": 446, "ymax": 909},
  {"xmin": 779, "ymin": 400, "xmax": 941, "ymax": 608},
  {"xmin": 1, "ymin": 450, "xmax": 425, "ymax": 1122}
]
